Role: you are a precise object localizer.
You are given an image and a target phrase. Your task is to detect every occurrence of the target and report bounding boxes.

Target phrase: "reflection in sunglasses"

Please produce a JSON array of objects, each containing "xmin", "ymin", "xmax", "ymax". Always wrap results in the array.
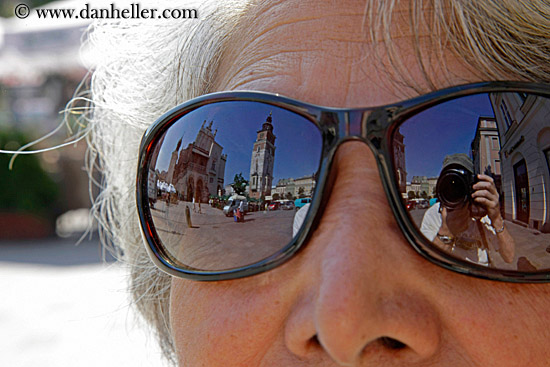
[
  {"xmin": 147, "ymin": 103, "xmax": 322, "ymax": 271},
  {"xmin": 398, "ymin": 92, "xmax": 550, "ymax": 272},
  {"xmin": 140, "ymin": 89, "xmax": 550, "ymax": 277}
]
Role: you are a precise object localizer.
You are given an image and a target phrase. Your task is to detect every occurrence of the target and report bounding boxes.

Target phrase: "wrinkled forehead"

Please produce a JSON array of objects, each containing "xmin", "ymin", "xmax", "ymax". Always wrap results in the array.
[{"xmin": 214, "ymin": 0, "xmax": 474, "ymax": 106}]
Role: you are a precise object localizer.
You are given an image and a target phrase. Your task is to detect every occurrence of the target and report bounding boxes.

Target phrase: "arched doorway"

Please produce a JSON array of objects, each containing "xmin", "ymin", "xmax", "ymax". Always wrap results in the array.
[
  {"xmin": 186, "ymin": 177, "xmax": 194, "ymax": 202},
  {"xmin": 196, "ymin": 179, "xmax": 204, "ymax": 203}
]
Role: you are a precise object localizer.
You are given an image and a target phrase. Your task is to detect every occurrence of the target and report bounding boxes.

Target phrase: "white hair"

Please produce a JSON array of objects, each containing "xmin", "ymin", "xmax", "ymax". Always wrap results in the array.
[
  {"xmin": 80, "ymin": 0, "xmax": 550, "ymax": 364},
  {"xmin": 82, "ymin": 0, "xmax": 251, "ymax": 363}
]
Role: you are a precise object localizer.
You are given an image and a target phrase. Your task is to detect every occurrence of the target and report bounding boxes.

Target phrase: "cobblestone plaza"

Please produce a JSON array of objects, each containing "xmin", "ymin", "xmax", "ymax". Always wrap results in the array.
[{"xmin": 150, "ymin": 200, "xmax": 297, "ymax": 270}]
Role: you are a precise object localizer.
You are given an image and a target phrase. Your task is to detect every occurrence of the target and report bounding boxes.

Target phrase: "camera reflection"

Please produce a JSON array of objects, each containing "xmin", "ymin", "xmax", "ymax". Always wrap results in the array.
[
  {"xmin": 421, "ymin": 154, "xmax": 515, "ymax": 267},
  {"xmin": 399, "ymin": 92, "xmax": 550, "ymax": 272}
]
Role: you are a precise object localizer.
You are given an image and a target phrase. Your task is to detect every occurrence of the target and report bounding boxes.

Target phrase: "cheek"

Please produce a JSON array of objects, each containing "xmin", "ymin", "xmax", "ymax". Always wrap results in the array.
[
  {"xmin": 170, "ymin": 277, "xmax": 288, "ymax": 366},
  {"xmin": 439, "ymin": 280, "xmax": 550, "ymax": 363}
]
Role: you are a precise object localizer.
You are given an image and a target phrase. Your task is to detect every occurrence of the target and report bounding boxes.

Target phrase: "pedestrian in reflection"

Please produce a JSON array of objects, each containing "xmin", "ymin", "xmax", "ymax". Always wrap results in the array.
[
  {"xmin": 237, "ymin": 200, "xmax": 244, "ymax": 222},
  {"xmin": 421, "ymin": 154, "xmax": 515, "ymax": 266}
]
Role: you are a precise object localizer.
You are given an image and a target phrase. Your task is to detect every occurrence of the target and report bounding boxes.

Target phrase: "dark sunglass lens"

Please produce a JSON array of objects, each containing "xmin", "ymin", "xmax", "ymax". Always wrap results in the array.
[
  {"xmin": 395, "ymin": 92, "xmax": 550, "ymax": 273},
  {"xmin": 145, "ymin": 101, "xmax": 322, "ymax": 271}
]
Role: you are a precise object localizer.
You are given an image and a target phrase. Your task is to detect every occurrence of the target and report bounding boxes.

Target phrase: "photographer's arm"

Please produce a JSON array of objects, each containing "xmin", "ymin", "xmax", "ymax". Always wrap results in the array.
[
  {"xmin": 488, "ymin": 216, "xmax": 515, "ymax": 263},
  {"xmin": 472, "ymin": 175, "xmax": 515, "ymax": 264},
  {"xmin": 420, "ymin": 204, "xmax": 454, "ymax": 251},
  {"xmin": 433, "ymin": 208, "xmax": 455, "ymax": 250}
]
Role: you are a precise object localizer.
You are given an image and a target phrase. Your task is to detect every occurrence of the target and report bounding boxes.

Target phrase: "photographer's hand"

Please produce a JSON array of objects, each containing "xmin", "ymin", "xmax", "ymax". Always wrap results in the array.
[
  {"xmin": 472, "ymin": 174, "xmax": 515, "ymax": 263},
  {"xmin": 472, "ymin": 174, "xmax": 501, "ymax": 223}
]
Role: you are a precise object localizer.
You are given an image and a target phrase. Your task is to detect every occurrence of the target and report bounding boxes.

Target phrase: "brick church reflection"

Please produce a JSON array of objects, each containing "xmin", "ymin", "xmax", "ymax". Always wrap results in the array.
[{"xmin": 161, "ymin": 120, "xmax": 227, "ymax": 203}]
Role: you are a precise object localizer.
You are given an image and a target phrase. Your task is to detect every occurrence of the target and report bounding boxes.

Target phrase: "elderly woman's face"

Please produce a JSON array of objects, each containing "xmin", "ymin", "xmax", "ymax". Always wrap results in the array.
[{"xmin": 169, "ymin": 1, "xmax": 550, "ymax": 365}]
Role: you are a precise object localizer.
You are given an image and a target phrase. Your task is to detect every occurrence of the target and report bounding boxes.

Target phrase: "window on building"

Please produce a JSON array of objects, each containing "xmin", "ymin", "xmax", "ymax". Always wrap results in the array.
[
  {"xmin": 491, "ymin": 137, "xmax": 499, "ymax": 150},
  {"xmin": 545, "ymin": 148, "xmax": 550, "ymax": 175},
  {"xmin": 397, "ymin": 169, "xmax": 402, "ymax": 185},
  {"xmin": 210, "ymin": 178, "xmax": 213, "ymax": 183},
  {"xmin": 500, "ymin": 102, "xmax": 513, "ymax": 129},
  {"xmin": 494, "ymin": 159, "xmax": 501, "ymax": 175},
  {"xmin": 513, "ymin": 159, "xmax": 530, "ymax": 223},
  {"xmin": 211, "ymin": 159, "xmax": 216, "ymax": 170}
]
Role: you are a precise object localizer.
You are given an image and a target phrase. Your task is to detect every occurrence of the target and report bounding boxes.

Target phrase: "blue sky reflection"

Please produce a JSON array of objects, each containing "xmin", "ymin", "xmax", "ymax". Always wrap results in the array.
[
  {"xmin": 155, "ymin": 101, "xmax": 323, "ymax": 184},
  {"xmin": 398, "ymin": 93, "xmax": 496, "ymax": 178}
]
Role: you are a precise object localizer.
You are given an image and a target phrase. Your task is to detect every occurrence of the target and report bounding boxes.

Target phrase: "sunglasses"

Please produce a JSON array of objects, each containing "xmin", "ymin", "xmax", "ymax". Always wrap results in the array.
[{"xmin": 137, "ymin": 81, "xmax": 550, "ymax": 282}]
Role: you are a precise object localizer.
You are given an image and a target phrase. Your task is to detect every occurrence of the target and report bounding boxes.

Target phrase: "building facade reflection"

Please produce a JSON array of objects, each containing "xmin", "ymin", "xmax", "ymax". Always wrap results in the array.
[
  {"xmin": 156, "ymin": 120, "xmax": 226, "ymax": 203},
  {"xmin": 489, "ymin": 93, "xmax": 550, "ymax": 232}
]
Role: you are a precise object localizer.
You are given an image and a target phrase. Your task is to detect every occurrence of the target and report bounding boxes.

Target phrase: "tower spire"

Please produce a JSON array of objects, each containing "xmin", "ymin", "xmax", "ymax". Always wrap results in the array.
[
  {"xmin": 249, "ymin": 111, "xmax": 276, "ymax": 200},
  {"xmin": 262, "ymin": 111, "xmax": 273, "ymax": 131}
]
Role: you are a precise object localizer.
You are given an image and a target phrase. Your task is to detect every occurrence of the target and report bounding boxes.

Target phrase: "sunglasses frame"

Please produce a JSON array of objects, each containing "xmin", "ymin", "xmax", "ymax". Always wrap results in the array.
[{"xmin": 137, "ymin": 81, "xmax": 550, "ymax": 282}]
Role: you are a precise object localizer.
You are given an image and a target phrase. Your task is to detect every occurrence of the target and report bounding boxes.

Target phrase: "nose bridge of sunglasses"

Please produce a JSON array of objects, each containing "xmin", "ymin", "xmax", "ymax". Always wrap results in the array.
[
  {"xmin": 319, "ymin": 110, "xmax": 371, "ymax": 141},
  {"xmin": 364, "ymin": 107, "xmax": 396, "ymax": 150}
]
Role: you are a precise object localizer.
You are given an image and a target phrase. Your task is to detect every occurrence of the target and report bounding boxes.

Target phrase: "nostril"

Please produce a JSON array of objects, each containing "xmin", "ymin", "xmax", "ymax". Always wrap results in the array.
[
  {"xmin": 379, "ymin": 336, "xmax": 407, "ymax": 350},
  {"xmin": 310, "ymin": 334, "xmax": 321, "ymax": 347}
]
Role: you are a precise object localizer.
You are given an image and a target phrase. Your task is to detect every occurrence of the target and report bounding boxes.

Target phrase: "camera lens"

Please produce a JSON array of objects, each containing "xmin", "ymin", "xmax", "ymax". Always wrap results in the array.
[{"xmin": 436, "ymin": 169, "xmax": 470, "ymax": 209}]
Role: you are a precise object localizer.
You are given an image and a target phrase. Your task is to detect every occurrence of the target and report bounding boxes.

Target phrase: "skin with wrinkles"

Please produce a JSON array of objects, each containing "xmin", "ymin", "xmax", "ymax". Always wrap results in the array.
[{"xmin": 169, "ymin": 1, "xmax": 550, "ymax": 365}]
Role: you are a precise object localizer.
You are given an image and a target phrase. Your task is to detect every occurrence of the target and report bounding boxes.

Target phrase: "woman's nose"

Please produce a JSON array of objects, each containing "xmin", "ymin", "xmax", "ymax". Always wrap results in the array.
[{"xmin": 285, "ymin": 141, "xmax": 442, "ymax": 365}]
